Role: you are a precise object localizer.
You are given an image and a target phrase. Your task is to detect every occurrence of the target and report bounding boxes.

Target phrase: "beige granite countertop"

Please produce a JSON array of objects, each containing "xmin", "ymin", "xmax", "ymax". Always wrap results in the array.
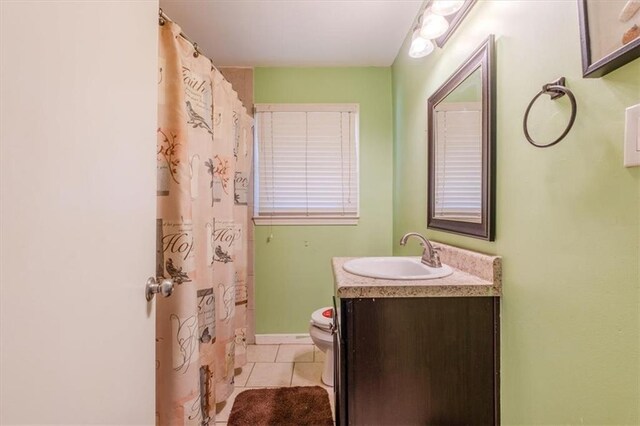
[{"xmin": 333, "ymin": 242, "xmax": 501, "ymax": 298}]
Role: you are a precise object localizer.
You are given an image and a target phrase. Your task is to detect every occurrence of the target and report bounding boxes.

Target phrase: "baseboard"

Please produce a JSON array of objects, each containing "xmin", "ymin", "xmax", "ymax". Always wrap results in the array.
[{"xmin": 255, "ymin": 333, "xmax": 312, "ymax": 345}]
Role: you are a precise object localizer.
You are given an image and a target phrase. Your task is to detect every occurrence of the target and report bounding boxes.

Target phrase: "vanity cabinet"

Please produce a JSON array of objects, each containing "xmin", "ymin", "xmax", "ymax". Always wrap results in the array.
[{"xmin": 333, "ymin": 296, "xmax": 500, "ymax": 426}]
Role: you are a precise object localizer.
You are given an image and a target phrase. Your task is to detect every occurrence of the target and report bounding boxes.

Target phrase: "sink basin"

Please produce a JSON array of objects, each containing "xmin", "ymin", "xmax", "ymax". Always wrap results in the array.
[{"xmin": 342, "ymin": 257, "xmax": 453, "ymax": 280}]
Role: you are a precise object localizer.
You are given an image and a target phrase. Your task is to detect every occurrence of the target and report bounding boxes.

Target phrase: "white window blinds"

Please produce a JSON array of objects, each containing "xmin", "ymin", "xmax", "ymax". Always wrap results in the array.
[
  {"xmin": 433, "ymin": 103, "xmax": 482, "ymax": 223},
  {"xmin": 254, "ymin": 104, "xmax": 359, "ymax": 225}
]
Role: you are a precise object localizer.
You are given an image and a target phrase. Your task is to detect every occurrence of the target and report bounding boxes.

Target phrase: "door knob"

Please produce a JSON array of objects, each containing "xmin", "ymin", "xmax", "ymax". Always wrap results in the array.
[{"xmin": 146, "ymin": 277, "xmax": 174, "ymax": 301}]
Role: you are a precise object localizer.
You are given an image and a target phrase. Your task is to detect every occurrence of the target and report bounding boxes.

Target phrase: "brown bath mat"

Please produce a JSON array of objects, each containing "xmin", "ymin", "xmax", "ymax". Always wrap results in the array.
[{"xmin": 227, "ymin": 386, "xmax": 333, "ymax": 426}]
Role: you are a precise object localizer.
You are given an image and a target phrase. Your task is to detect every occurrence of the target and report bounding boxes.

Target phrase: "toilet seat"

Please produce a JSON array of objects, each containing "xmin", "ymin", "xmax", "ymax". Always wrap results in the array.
[
  {"xmin": 310, "ymin": 307, "xmax": 333, "ymax": 331},
  {"xmin": 309, "ymin": 323, "xmax": 333, "ymax": 344}
]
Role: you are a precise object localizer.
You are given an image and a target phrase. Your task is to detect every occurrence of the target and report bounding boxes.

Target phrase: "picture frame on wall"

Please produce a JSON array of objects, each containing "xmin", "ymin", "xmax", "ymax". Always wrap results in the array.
[{"xmin": 577, "ymin": 0, "xmax": 640, "ymax": 78}]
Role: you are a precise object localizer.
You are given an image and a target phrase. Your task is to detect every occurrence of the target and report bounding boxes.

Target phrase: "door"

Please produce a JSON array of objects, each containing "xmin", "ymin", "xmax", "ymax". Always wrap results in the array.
[{"xmin": 0, "ymin": 2, "xmax": 159, "ymax": 424}]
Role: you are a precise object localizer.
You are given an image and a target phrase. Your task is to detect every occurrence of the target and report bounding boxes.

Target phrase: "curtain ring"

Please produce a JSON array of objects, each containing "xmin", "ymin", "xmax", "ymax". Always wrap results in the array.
[{"xmin": 523, "ymin": 77, "xmax": 577, "ymax": 148}]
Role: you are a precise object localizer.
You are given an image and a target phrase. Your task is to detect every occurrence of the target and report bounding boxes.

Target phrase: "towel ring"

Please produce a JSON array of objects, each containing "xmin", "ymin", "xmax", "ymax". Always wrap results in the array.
[{"xmin": 523, "ymin": 77, "xmax": 577, "ymax": 148}]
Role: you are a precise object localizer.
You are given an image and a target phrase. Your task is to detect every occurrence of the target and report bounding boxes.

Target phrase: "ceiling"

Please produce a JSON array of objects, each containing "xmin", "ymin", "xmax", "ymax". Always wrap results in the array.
[{"xmin": 159, "ymin": 0, "xmax": 423, "ymax": 67}]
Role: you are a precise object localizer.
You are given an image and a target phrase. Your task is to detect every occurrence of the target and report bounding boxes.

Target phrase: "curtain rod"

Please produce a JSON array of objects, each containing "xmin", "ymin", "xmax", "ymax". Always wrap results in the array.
[
  {"xmin": 159, "ymin": 8, "xmax": 219, "ymax": 72},
  {"xmin": 158, "ymin": 8, "xmax": 253, "ymax": 117}
]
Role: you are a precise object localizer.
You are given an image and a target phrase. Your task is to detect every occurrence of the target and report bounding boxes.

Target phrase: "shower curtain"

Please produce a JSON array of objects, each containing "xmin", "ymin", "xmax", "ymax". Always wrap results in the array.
[{"xmin": 156, "ymin": 19, "xmax": 252, "ymax": 425}]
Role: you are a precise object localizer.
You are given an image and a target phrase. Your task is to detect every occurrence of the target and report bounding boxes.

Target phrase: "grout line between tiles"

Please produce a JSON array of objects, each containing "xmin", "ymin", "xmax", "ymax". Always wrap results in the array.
[
  {"xmin": 243, "ymin": 362, "xmax": 256, "ymax": 386},
  {"xmin": 289, "ymin": 361, "xmax": 295, "ymax": 387},
  {"xmin": 273, "ymin": 344, "xmax": 281, "ymax": 363}
]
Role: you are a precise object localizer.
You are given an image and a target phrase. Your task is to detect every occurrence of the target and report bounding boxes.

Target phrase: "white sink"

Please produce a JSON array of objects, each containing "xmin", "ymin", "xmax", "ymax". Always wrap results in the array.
[{"xmin": 342, "ymin": 257, "xmax": 453, "ymax": 280}]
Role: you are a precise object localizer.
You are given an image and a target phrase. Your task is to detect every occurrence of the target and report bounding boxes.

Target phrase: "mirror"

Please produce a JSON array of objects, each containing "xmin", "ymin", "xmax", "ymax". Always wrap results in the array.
[{"xmin": 427, "ymin": 35, "xmax": 495, "ymax": 240}]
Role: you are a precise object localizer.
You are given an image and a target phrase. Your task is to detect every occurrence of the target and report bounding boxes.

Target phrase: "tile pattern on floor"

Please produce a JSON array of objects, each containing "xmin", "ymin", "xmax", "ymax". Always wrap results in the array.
[{"xmin": 215, "ymin": 344, "xmax": 333, "ymax": 425}]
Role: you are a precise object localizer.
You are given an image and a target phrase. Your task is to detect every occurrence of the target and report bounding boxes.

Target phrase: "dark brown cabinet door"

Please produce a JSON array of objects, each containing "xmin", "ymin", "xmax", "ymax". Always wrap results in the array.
[
  {"xmin": 336, "ymin": 297, "xmax": 499, "ymax": 426},
  {"xmin": 333, "ymin": 296, "xmax": 348, "ymax": 426}
]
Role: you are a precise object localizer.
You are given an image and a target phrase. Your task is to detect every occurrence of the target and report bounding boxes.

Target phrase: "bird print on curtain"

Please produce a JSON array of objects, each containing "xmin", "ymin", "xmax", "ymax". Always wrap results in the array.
[{"xmin": 156, "ymin": 18, "xmax": 252, "ymax": 426}]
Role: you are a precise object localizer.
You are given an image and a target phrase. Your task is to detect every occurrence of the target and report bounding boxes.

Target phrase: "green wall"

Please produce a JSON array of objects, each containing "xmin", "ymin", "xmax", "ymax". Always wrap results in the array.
[
  {"xmin": 254, "ymin": 67, "xmax": 394, "ymax": 333},
  {"xmin": 392, "ymin": 1, "xmax": 639, "ymax": 424}
]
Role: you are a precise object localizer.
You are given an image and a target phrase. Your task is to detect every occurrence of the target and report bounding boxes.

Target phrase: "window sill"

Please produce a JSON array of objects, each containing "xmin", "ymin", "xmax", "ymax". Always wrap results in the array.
[{"xmin": 253, "ymin": 216, "xmax": 359, "ymax": 226}]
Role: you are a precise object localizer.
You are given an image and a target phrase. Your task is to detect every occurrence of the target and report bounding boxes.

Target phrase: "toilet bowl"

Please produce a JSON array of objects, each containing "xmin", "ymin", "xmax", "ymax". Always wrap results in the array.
[{"xmin": 309, "ymin": 307, "xmax": 334, "ymax": 387}]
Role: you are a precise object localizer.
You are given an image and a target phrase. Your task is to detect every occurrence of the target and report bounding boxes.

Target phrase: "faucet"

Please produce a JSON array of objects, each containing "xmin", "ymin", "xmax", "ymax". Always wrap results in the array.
[{"xmin": 399, "ymin": 232, "xmax": 442, "ymax": 268}]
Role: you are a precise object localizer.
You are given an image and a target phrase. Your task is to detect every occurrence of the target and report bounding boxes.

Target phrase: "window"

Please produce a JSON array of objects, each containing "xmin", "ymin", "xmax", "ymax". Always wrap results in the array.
[
  {"xmin": 254, "ymin": 104, "xmax": 359, "ymax": 225},
  {"xmin": 433, "ymin": 103, "xmax": 482, "ymax": 223}
]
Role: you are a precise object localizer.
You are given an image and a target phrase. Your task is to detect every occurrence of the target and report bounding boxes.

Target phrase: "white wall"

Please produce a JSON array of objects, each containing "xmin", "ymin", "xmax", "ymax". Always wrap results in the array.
[{"xmin": 1, "ymin": 2, "xmax": 159, "ymax": 423}]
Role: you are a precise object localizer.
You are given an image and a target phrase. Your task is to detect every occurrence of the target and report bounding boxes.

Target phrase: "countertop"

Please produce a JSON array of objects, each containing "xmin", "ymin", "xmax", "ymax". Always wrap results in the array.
[{"xmin": 332, "ymin": 242, "xmax": 501, "ymax": 298}]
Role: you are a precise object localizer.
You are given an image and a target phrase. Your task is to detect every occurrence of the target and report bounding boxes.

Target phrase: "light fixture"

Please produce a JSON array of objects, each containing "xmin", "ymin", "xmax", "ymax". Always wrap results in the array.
[
  {"xmin": 430, "ymin": 0, "xmax": 465, "ymax": 16},
  {"xmin": 409, "ymin": 29, "xmax": 435, "ymax": 58},
  {"xmin": 419, "ymin": 10, "xmax": 450, "ymax": 40}
]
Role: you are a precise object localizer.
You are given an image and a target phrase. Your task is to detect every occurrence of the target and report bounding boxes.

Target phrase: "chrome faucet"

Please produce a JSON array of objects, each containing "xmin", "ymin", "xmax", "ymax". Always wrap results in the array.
[{"xmin": 399, "ymin": 232, "xmax": 442, "ymax": 268}]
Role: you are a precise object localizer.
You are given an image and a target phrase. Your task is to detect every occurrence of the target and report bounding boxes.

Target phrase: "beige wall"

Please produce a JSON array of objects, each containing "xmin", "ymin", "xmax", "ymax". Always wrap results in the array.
[{"xmin": 220, "ymin": 67, "xmax": 254, "ymax": 115}]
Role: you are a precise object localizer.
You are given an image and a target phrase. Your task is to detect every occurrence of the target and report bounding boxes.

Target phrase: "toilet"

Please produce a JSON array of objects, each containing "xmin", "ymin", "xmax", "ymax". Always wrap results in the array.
[{"xmin": 309, "ymin": 306, "xmax": 334, "ymax": 387}]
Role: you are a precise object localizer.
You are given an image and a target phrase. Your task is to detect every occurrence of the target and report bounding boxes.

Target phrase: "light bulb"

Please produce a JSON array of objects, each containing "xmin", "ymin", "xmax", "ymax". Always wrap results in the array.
[
  {"xmin": 430, "ymin": 0, "xmax": 465, "ymax": 16},
  {"xmin": 420, "ymin": 10, "xmax": 450, "ymax": 39},
  {"xmin": 409, "ymin": 29, "xmax": 435, "ymax": 58}
]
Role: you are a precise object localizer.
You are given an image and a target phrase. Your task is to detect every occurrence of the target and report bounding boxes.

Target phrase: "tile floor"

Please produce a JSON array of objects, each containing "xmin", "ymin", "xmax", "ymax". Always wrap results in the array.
[{"xmin": 214, "ymin": 344, "xmax": 334, "ymax": 425}]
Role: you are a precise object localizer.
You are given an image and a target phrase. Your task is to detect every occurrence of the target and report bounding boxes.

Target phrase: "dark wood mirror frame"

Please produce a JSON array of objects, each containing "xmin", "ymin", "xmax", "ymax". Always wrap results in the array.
[{"xmin": 427, "ymin": 35, "xmax": 495, "ymax": 240}]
